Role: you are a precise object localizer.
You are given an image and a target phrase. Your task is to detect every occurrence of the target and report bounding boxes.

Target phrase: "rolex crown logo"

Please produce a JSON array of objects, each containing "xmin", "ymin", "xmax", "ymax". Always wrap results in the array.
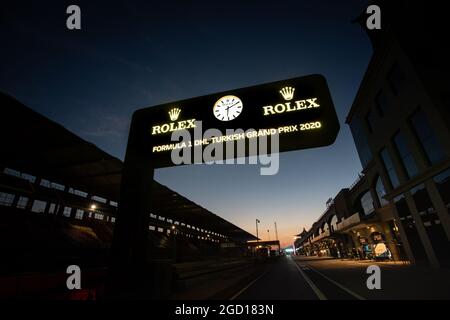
[
  {"xmin": 279, "ymin": 87, "xmax": 295, "ymax": 101},
  {"xmin": 169, "ymin": 108, "xmax": 181, "ymax": 121}
]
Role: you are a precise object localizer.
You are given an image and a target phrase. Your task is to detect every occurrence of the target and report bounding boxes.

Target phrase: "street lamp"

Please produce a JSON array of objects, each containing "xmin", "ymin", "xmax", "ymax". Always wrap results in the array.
[{"xmin": 89, "ymin": 204, "xmax": 97, "ymax": 219}]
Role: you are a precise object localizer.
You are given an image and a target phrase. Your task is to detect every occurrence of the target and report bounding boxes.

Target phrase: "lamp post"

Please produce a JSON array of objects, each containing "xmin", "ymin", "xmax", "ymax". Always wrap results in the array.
[
  {"xmin": 256, "ymin": 219, "xmax": 260, "ymax": 242},
  {"xmin": 274, "ymin": 222, "xmax": 278, "ymax": 241},
  {"xmin": 172, "ymin": 225, "xmax": 177, "ymax": 262},
  {"xmin": 274, "ymin": 222, "xmax": 279, "ymax": 253}
]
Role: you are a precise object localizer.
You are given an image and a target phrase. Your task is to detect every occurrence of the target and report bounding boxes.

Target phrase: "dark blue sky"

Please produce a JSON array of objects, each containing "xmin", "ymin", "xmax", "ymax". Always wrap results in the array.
[{"xmin": 1, "ymin": 0, "xmax": 371, "ymax": 246}]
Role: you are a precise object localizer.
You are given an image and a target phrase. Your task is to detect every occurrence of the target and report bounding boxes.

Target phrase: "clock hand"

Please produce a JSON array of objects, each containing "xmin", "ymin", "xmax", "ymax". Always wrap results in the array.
[{"xmin": 225, "ymin": 102, "xmax": 239, "ymax": 111}]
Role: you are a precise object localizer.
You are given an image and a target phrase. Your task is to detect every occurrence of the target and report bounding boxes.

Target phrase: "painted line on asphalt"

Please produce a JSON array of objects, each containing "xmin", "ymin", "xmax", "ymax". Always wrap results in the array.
[
  {"xmin": 292, "ymin": 260, "xmax": 327, "ymax": 300},
  {"xmin": 229, "ymin": 270, "xmax": 269, "ymax": 301},
  {"xmin": 304, "ymin": 263, "xmax": 366, "ymax": 300}
]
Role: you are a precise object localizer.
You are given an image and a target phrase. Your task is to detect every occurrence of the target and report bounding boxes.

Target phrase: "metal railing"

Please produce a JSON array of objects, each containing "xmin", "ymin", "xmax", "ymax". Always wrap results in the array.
[
  {"xmin": 349, "ymin": 173, "xmax": 365, "ymax": 191},
  {"xmin": 335, "ymin": 212, "xmax": 361, "ymax": 232},
  {"xmin": 310, "ymin": 229, "xmax": 331, "ymax": 243}
]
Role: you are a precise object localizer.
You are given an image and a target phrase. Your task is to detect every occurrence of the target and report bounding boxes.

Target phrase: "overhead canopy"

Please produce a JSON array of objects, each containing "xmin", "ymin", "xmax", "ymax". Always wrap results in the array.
[
  {"xmin": 0, "ymin": 92, "xmax": 257, "ymax": 242},
  {"xmin": 0, "ymin": 92, "xmax": 122, "ymax": 200}
]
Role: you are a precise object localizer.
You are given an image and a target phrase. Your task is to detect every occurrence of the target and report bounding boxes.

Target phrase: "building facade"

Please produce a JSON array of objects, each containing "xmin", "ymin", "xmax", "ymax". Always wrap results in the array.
[
  {"xmin": 345, "ymin": 1, "xmax": 450, "ymax": 267},
  {"xmin": 295, "ymin": 182, "xmax": 404, "ymax": 263},
  {"xmin": 295, "ymin": 1, "xmax": 450, "ymax": 268},
  {"xmin": 0, "ymin": 92, "xmax": 257, "ymax": 273}
]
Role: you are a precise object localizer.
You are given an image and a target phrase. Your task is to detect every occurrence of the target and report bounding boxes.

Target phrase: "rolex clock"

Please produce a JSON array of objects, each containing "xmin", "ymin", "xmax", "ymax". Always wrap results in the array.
[{"xmin": 213, "ymin": 95, "xmax": 243, "ymax": 121}]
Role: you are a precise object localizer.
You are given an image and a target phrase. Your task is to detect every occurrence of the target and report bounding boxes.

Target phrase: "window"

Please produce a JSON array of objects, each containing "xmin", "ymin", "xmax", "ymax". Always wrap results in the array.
[
  {"xmin": 111, "ymin": 217, "xmax": 116, "ymax": 223},
  {"xmin": 4, "ymin": 168, "xmax": 20, "ymax": 178},
  {"xmin": 40, "ymin": 179, "xmax": 51, "ymax": 188},
  {"xmin": 393, "ymin": 132, "xmax": 418, "ymax": 178},
  {"xmin": 387, "ymin": 63, "xmax": 406, "ymax": 95},
  {"xmin": 375, "ymin": 177, "xmax": 389, "ymax": 206},
  {"xmin": 91, "ymin": 195, "xmax": 107, "ymax": 203},
  {"xmin": 410, "ymin": 109, "xmax": 446, "ymax": 165},
  {"xmin": 434, "ymin": 168, "xmax": 450, "ymax": 211},
  {"xmin": 76, "ymin": 190, "xmax": 88, "ymax": 197},
  {"xmin": 16, "ymin": 196, "xmax": 29, "ymax": 209},
  {"xmin": 350, "ymin": 118, "xmax": 373, "ymax": 168},
  {"xmin": 50, "ymin": 182, "xmax": 65, "ymax": 191},
  {"xmin": 48, "ymin": 203, "xmax": 56, "ymax": 214},
  {"xmin": 366, "ymin": 109, "xmax": 378, "ymax": 133},
  {"xmin": 394, "ymin": 194, "xmax": 427, "ymax": 263},
  {"xmin": 0, "ymin": 192, "xmax": 15, "ymax": 207},
  {"xmin": 330, "ymin": 215, "xmax": 338, "ymax": 232},
  {"xmin": 381, "ymin": 148, "xmax": 400, "ymax": 188},
  {"xmin": 110, "ymin": 201, "xmax": 118, "ymax": 207},
  {"xmin": 63, "ymin": 206, "xmax": 72, "ymax": 217},
  {"xmin": 21, "ymin": 173, "xmax": 36, "ymax": 183},
  {"xmin": 375, "ymin": 90, "xmax": 390, "ymax": 116},
  {"xmin": 149, "ymin": 225, "xmax": 155, "ymax": 231},
  {"xmin": 3, "ymin": 168, "xmax": 36, "ymax": 183},
  {"xmin": 31, "ymin": 200, "xmax": 47, "ymax": 213},
  {"xmin": 75, "ymin": 209, "xmax": 84, "ymax": 220},
  {"xmin": 94, "ymin": 213, "xmax": 104, "ymax": 220},
  {"xmin": 69, "ymin": 188, "xmax": 88, "ymax": 198},
  {"xmin": 361, "ymin": 191, "xmax": 375, "ymax": 216},
  {"xmin": 410, "ymin": 184, "xmax": 450, "ymax": 266}
]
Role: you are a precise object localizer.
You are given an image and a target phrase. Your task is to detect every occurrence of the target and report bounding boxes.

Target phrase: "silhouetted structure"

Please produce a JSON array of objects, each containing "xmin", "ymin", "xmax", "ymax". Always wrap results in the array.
[
  {"xmin": 0, "ymin": 92, "xmax": 256, "ymax": 297},
  {"xmin": 296, "ymin": 1, "xmax": 450, "ymax": 267},
  {"xmin": 347, "ymin": 0, "xmax": 450, "ymax": 267}
]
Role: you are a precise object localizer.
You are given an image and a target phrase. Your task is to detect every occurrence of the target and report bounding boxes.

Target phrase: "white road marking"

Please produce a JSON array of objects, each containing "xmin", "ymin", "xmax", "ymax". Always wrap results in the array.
[
  {"xmin": 229, "ymin": 270, "xmax": 269, "ymax": 300},
  {"xmin": 305, "ymin": 263, "xmax": 366, "ymax": 300},
  {"xmin": 292, "ymin": 259, "xmax": 327, "ymax": 300}
]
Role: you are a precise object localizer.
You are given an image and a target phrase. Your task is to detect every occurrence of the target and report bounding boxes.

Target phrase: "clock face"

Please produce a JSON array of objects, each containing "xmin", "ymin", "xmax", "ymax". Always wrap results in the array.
[{"xmin": 213, "ymin": 95, "xmax": 243, "ymax": 121}]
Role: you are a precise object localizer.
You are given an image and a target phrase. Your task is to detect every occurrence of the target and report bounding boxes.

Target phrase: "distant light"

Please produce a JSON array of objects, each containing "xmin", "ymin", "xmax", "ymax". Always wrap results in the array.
[
  {"xmin": 171, "ymin": 225, "xmax": 176, "ymax": 230},
  {"xmin": 285, "ymin": 248, "xmax": 294, "ymax": 253},
  {"xmin": 90, "ymin": 204, "xmax": 97, "ymax": 210}
]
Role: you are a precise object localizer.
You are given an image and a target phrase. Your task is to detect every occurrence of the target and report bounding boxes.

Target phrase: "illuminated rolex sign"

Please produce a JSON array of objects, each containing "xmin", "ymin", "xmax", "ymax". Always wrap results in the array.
[
  {"xmin": 112, "ymin": 74, "xmax": 340, "ymax": 280},
  {"xmin": 127, "ymin": 74, "xmax": 340, "ymax": 168}
]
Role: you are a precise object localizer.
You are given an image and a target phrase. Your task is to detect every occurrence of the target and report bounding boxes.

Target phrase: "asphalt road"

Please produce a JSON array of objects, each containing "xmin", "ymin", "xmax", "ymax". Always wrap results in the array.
[{"xmin": 232, "ymin": 255, "xmax": 363, "ymax": 300}]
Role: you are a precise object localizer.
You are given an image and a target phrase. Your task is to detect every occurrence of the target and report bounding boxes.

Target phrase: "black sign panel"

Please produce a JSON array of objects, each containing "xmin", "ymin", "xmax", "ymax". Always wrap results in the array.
[{"xmin": 128, "ymin": 74, "xmax": 339, "ymax": 168}]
